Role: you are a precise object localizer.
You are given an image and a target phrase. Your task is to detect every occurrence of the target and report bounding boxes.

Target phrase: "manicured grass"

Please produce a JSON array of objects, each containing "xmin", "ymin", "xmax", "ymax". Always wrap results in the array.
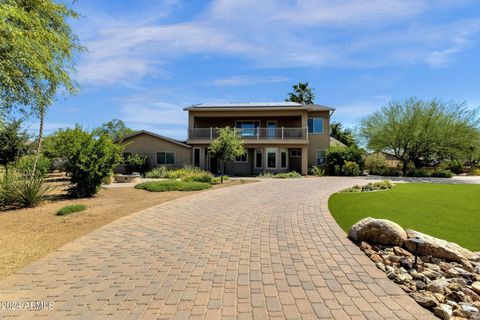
[
  {"xmin": 328, "ymin": 183, "xmax": 480, "ymax": 251},
  {"xmin": 135, "ymin": 180, "xmax": 212, "ymax": 192},
  {"xmin": 56, "ymin": 204, "xmax": 87, "ymax": 216}
]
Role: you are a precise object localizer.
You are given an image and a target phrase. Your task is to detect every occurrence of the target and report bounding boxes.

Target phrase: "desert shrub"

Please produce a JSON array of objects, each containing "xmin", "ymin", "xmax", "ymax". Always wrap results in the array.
[
  {"xmin": 56, "ymin": 204, "xmax": 87, "ymax": 216},
  {"xmin": 0, "ymin": 170, "xmax": 19, "ymax": 207},
  {"xmin": 15, "ymin": 154, "xmax": 51, "ymax": 178},
  {"xmin": 145, "ymin": 167, "xmax": 169, "ymax": 178},
  {"xmin": 368, "ymin": 167, "xmax": 402, "ymax": 176},
  {"xmin": 431, "ymin": 169, "xmax": 453, "ymax": 178},
  {"xmin": 258, "ymin": 171, "xmax": 302, "ymax": 178},
  {"xmin": 181, "ymin": 171, "xmax": 214, "ymax": 184},
  {"xmin": 365, "ymin": 153, "xmax": 387, "ymax": 173},
  {"xmin": 445, "ymin": 160, "xmax": 464, "ymax": 174},
  {"xmin": 341, "ymin": 180, "xmax": 394, "ymax": 193},
  {"xmin": 212, "ymin": 175, "xmax": 230, "ymax": 184},
  {"xmin": 326, "ymin": 146, "xmax": 365, "ymax": 175},
  {"xmin": 406, "ymin": 168, "xmax": 431, "ymax": 177},
  {"xmin": 309, "ymin": 166, "xmax": 325, "ymax": 177},
  {"xmin": 124, "ymin": 153, "xmax": 148, "ymax": 174},
  {"xmin": 341, "ymin": 161, "xmax": 361, "ymax": 176},
  {"xmin": 258, "ymin": 171, "xmax": 275, "ymax": 178},
  {"xmin": 135, "ymin": 180, "xmax": 212, "ymax": 192},
  {"xmin": 102, "ymin": 171, "xmax": 114, "ymax": 185},
  {"xmin": 273, "ymin": 171, "xmax": 302, "ymax": 179},
  {"xmin": 15, "ymin": 175, "xmax": 52, "ymax": 208},
  {"xmin": 64, "ymin": 128, "xmax": 122, "ymax": 198}
]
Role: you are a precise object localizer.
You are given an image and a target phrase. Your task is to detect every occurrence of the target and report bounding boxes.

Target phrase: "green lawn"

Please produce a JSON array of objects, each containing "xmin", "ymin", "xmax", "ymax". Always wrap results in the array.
[{"xmin": 328, "ymin": 183, "xmax": 480, "ymax": 251}]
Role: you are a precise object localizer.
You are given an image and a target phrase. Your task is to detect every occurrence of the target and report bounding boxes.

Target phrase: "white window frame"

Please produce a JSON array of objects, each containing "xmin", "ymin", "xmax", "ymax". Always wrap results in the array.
[
  {"xmin": 266, "ymin": 148, "xmax": 277, "ymax": 169},
  {"xmin": 234, "ymin": 151, "xmax": 248, "ymax": 163},
  {"xmin": 254, "ymin": 149, "xmax": 263, "ymax": 169},
  {"xmin": 157, "ymin": 151, "xmax": 176, "ymax": 165},
  {"xmin": 192, "ymin": 147, "xmax": 201, "ymax": 168},
  {"xmin": 316, "ymin": 149, "xmax": 326, "ymax": 166},
  {"xmin": 280, "ymin": 149, "xmax": 288, "ymax": 169},
  {"xmin": 308, "ymin": 118, "xmax": 324, "ymax": 134}
]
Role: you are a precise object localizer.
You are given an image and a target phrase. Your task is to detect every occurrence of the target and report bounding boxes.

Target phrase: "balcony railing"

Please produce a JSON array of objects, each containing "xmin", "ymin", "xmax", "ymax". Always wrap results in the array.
[{"xmin": 188, "ymin": 127, "xmax": 308, "ymax": 140}]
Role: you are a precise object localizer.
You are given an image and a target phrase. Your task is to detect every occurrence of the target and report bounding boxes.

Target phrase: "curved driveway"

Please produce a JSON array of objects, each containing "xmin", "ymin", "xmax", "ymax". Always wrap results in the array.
[{"xmin": 0, "ymin": 177, "xmax": 435, "ymax": 319}]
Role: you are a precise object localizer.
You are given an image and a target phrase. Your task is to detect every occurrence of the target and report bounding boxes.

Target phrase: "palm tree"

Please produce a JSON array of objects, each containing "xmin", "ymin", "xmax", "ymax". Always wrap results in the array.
[{"xmin": 286, "ymin": 82, "xmax": 315, "ymax": 105}]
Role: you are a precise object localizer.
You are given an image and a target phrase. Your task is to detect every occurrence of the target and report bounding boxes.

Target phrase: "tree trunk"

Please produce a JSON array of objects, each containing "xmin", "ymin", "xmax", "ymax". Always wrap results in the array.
[
  {"xmin": 401, "ymin": 161, "xmax": 409, "ymax": 177},
  {"xmin": 220, "ymin": 162, "xmax": 224, "ymax": 183},
  {"xmin": 32, "ymin": 104, "xmax": 45, "ymax": 177}
]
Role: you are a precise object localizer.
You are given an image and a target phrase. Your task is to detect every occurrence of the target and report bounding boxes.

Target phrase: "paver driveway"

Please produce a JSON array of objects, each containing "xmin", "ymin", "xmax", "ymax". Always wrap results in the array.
[{"xmin": 0, "ymin": 177, "xmax": 435, "ymax": 319}]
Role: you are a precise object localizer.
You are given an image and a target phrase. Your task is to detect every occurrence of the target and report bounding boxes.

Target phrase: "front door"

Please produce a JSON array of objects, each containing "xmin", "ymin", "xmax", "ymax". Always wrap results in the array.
[{"xmin": 267, "ymin": 121, "xmax": 276, "ymax": 139}]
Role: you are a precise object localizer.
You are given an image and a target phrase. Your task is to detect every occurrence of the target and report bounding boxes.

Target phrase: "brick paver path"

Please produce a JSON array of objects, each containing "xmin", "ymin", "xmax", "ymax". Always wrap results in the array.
[{"xmin": 0, "ymin": 178, "xmax": 435, "ymax": 319}]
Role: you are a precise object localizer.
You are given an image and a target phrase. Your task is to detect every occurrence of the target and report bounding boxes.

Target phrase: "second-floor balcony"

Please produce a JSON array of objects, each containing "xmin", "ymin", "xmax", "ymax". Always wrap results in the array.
[{"xmin": 188, "ymin": 127, "xmax": 308, "ymax": 141}]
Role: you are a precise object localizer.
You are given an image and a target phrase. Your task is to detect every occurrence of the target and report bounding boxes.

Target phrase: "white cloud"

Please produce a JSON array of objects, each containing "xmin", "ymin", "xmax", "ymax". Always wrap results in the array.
[
  {"xmin": 207, "ymin": 75, "xmax": 289, "ymax": 86},
  {"xmin": 74, "ymin": 0, "xmax": 480, "ymax": 86}
]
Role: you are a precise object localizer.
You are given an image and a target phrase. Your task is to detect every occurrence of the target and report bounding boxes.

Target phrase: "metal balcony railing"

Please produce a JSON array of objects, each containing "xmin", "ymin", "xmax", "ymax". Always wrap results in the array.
[{"xmin": 188, "ymin": 127, "xmax": 308, "ymax": 140}]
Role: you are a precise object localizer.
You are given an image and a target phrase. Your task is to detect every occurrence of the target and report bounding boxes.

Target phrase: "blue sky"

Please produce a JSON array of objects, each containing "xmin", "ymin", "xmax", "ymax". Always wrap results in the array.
[{"xmin": 32, "ymin": 0, "xmax": 480, "ymax": 140}]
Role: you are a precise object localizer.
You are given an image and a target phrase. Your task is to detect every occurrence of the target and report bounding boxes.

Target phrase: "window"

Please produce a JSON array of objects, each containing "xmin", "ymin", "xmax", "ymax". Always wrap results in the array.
[
  {"xmin": 193, "ymin": 148, "xmax": 200, "ymax": 167},
  {"xmin": 290, "ymin": 149, "xmax": 302, "ymax": 157},
  {"xmin": 308, "ymin": 118, "xmax": 324, "ymax": 134},
  {"xmin": 255, "ymin": 149, "xmax": 263, "ymax": 168},
  {"xmin": 157, "ymin": 152, "xmax": 175, "ymax": 165},
  {"xmin": 280, "ymin": 149, "xmax": 287, "ymax": 168},
  {"xmin": 235, "ymin": 151, "xmax": 248, "ymax": 162},
  {"xmin": 123, "ymin": 152, "xmax": 132, "ymax": 160},
  {"xmin": 267, "ymin": 148, "xmax": 276, "ymax": 169},
  {"xmin": 316, "ymin": 150, "xmax": 326, "ymax": 165},
  {"xmin": 235, "ymin": 120, "xmax": 260, "ymax": 137}
]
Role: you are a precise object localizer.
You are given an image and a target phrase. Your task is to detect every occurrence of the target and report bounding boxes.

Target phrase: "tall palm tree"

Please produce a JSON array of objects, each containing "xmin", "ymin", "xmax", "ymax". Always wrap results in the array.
[{"xmin": 286, "ymin": 82, "xmax": 315, "ymax": 104}]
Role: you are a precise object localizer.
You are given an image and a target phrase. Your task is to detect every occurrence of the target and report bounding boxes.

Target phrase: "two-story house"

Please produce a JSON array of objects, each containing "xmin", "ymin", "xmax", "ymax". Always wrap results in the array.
[{"xmin": 120, "ymin": 102, "xmax": 334, "ymax": 175}]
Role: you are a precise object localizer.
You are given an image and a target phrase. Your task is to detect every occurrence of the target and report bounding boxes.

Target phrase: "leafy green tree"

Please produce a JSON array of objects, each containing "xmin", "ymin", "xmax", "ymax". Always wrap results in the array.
[
  {"xmin": 94, "ymin": 119, "xmax": 135, "ymax": 141},
  {"xmin": 208, "ymin": 127, "xmax": 245, "ymax": 182},
  {"xmin": 326, "ymin": 146, "xmax": 365, "ymax": 175},
  {"xmin": 45, "ymin": 126, "xmax": 123, "ymax": 197},
  {"xmin": 0, "ymin": 0, "xmax": 83, "ymax": 173},
  {"xmin": 360, "ymin": 97, "xmax": 480, "ymax": 175},
  {"xmin": 330, "ymin": 122, "xmax": 357, "ymax": 147},
  {"xmin": 0, "ymin": 119, "xmax": 29, "ymax": 172},
  {"xmin": 286, "ymin": 82, "xmax": 315, "ymax": 104},
  {"xmin": 124, "ymin": 153, "xmax": 148, "ymax": 174}
]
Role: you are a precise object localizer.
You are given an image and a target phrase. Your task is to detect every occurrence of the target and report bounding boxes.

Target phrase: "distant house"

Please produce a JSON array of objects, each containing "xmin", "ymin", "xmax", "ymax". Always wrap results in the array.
[
  {"xmin": 121, "ymin": 101, "xmax": 336, "ymax": 175},
  {"xmin": 378, "ymin": 151, "xmax": 401, "ymax": 168},
  {"xmin": 120, "ymin": 130, "xmax": 191, "ymax": 170}
]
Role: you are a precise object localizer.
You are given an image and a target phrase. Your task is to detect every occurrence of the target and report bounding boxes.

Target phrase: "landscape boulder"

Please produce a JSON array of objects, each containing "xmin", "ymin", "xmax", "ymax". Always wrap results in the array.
[
  {"xmin": 405, "ymin": 230, "xmax": 476, "ymax": 263},
  {"xmin": 348, "ymin": 217, "xmax": 407, "ymax": 246}
]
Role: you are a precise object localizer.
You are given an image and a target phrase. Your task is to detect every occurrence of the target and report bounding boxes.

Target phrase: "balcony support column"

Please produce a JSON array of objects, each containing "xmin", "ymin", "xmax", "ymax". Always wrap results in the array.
[
  {"xmin": 210, "ymin": 127, "xmax": 213, "ymax": 140},
  {"xmin": 301, "ymin": 146, "xmax": 308, "ymax": 176}
]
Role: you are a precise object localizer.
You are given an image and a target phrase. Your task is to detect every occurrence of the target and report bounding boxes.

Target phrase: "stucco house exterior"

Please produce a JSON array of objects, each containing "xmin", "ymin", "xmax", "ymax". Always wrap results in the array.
[{"xmin": 120, "ymin": 102, "xmax": 335, "ymax": 175}]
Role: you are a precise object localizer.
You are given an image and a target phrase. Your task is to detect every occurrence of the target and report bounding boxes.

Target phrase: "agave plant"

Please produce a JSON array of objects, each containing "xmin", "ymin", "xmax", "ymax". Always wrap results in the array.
[{"xmin": 14, "ymin": 174, "xmax": 53, "ymax": 208}]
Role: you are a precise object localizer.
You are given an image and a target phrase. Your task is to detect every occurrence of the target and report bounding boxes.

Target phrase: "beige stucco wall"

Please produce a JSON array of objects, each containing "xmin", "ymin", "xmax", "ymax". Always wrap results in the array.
[
  {"xmin": 307, "ymin": 111, "xmax": 330, "ymax": 167},
  {"xmin": 121, "ymin": 133, "xmax": 191, "ymax": 169}
]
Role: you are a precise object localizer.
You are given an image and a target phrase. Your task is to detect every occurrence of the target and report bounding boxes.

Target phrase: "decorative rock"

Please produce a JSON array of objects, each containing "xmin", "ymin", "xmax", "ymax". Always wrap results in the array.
[
  {"xmin": 449, "ymin": 283, "xmax": 463, "ymax": 292},
  {"xmin": 434, "ymin": 304, "xmax": 453, "ymax": 320},
  {"xmin": 394, "ymin": 246, "xmax": 413, "ymax": 257},
  {"xmin": 463, "ymin": 287, "xmax": 480, "ymax": 302},
  {"xmin": 434, "ymin": 293, "xmax": 446, "ymax": 303},
  {"xmin": 400, "ymin": 257, "xmax": 414, "ymax": 270},
  {"xmin": 349, "ymin": 218, "xmax": 407, "ymax": 246},
  {"xmin": 410, "ymin": 291, "xmax": 439, "ymax": 308},
  {"xmin": 447, "ymin": 291, "xmax": 467, "ymax": 303},
  {"xmin": 459, "ymin": 302, "xmax": 479, "ymax": 315},
  {"xmin": 416, "ymin": 281, "xmax": 427, "ymax": 290},
  {"xmin": 472, "ymin": 282, "xmax": 480, "ymax": 295},
  {"xmin": 405, "ymin": 230, "xmax": 476, "ymax": 263},
  {"xmin": 370, "ymin": 253, "xmax": 384, "ymax": 264},
  {"xmin": 427, "ymin": 278, "xmax": 450, "ymax": 294}
]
